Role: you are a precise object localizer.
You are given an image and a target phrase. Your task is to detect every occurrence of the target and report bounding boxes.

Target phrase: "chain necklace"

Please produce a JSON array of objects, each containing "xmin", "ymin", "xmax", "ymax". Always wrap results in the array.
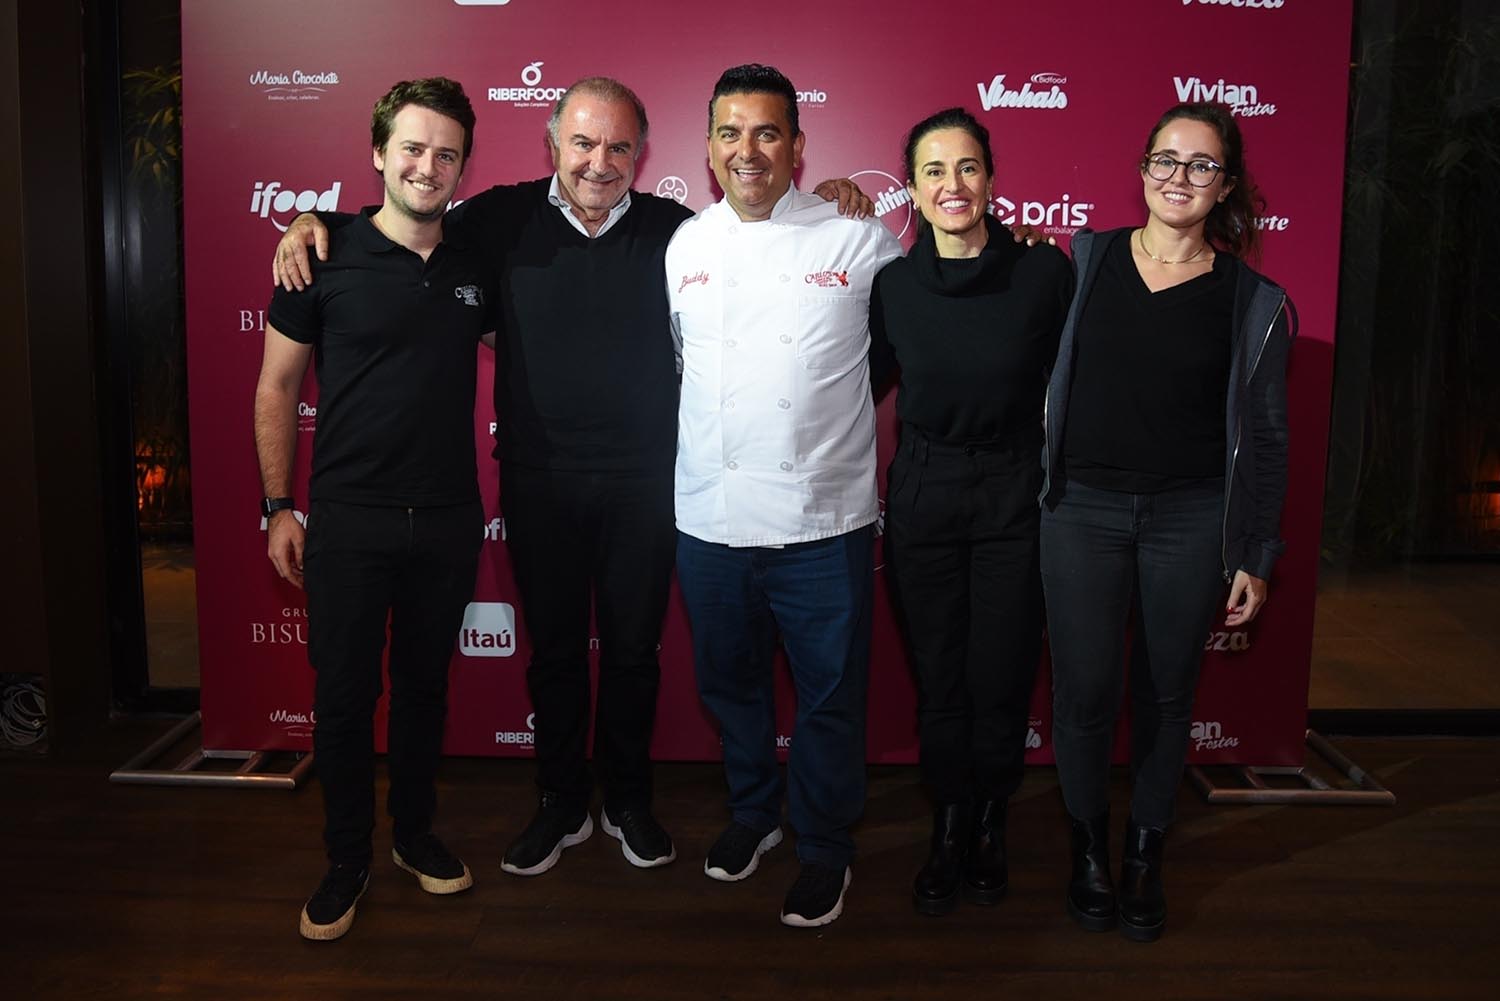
[{"xmin": 1138, "ymin": 229, "xmax": 1208, "ymax": 265}]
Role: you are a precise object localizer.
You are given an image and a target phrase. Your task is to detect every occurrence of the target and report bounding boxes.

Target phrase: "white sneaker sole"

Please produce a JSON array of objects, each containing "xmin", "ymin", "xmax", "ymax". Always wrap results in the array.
[
  {"xmin": 298, "ymin": 875, "xmax": 369, "ymax": 941},
  {"xmin": 704, "ymin": 826, "xmax": 783, "ymax": 882},
  {"xmin": 392, "ymin": 848, "xmax": 474, "ymax": 895},
  {"xmin": 601, "ymin": 811, "xmax": 678, "ymax": 869},
  {"xmin": 500, "ymin": 813, "xmax": 594, "ymax": 876},
  {"xmin": 780, "ymin": 867, "xmax": 852, "ymax": 928}
]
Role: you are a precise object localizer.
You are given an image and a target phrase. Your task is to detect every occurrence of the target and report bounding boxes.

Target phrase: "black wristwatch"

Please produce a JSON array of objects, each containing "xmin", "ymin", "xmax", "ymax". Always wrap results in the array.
[{"xmin": 261, "ymin": 496, "xmax": 296, "ymax": 518}]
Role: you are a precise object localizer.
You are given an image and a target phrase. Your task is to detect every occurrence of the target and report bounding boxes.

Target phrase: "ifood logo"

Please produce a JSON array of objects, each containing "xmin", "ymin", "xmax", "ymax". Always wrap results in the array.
[
  {"xmin": 655, "ymin": 175, "xmax": 689, "ymax": 203},
  {"xmin": 483, "ymin": 516, "xmax": 505, "ymax": 542},
  {"xmin": 977, "ymin": 72, "xmax": 1069, "ymax": 111},
  {"xmin": 250, "ymin": 68, "xmax": 340, "ymax": 103},
  {"xmin": 495, "ymin": 712, "xmax": 535, "ymax": 747},
  {"xmin": 1172, "ymin": 76, "xmax": 1277, "ymax": 117},
  {"xmin": 991, "ymin": 193, "xmax": 1093, "ymax": 235},
  {"xmin": 1182, "ymin": 0, "xmax": 1284, "ymax": 8},
  {"xmin": 250, "ymin": 181, "xmax": 342, "ymax": 232},
  {"xmin": 297, "ymin": 400, "xmax": 316, "ymax": 434},
  {"xmin": 850, "ymin": 169, "xmax": 912, "ymax": 241},
  {"xmin": 459, "ymin": 601, "xmax": 516, "ymax": 657},
  {"xmin": 488, "ymin": 61, "xmax": 564, "ymax": 107},
  {"xmin": 1191, "ymin": 720, "xmax": 1240, "ymax": 752}
]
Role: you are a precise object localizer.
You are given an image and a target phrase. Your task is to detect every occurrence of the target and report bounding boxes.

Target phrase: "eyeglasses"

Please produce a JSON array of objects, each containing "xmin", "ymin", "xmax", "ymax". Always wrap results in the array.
[{"xmin": 1142, "ymin": 153, "xmax": 1224, "ymax": 187}]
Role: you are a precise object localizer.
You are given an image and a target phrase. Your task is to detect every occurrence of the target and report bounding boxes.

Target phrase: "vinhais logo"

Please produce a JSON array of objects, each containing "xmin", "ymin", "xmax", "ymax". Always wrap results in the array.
[
  {"xmin": 460, "ymin": 601, "xmax": 516, "ymax": 657},
  {"xmin": 1191, "ymin": 720, "xmax": 1240, "ymax": 752},
  {"xmin": 250, "ymin": 180, "xmax": 342, "ymax": 232},
  {"xmin": 849, "ymin": 169, "xmax": 913, "ymax": 240},
  {"xmin": 991, "ymin": 192, "xmax": 1093, "ymax": 236},
  {"xmin": 249, "ymin": 68, "xmax": 340, "ymax": 103},
  {"xmin": 977, "ymin": 72, "xmax": 1069, "ymax": 112},
  {"xmin": 489, "ymin": 61, "xmax": 564, "ymax": 108},
  {"xmin": 495, "ymin": 712, "xmax": 535, "ymax": 747},
  {"xmin": 1172, "ymin": 76, "xmax": 1277, "ymax": 117}
]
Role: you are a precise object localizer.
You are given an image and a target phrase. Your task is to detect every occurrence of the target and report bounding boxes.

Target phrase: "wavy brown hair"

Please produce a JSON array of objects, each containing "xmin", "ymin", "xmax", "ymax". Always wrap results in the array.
[{"xmin": 1142, "ymin": 102, "xmax": 1264, "ymax": 261}]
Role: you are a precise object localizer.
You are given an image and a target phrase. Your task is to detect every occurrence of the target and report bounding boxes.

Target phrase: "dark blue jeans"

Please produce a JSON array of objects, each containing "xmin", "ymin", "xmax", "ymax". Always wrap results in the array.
[
  {"xmin": 304, "ymin": 499, "xmax": 482, "ymax": 866},
  {"xmin": 676, "ymin": 526, "xmax": 874, "ymax": 870},
  {"xmin": 1040, "ymin": 479, "xmax": 1225, "ymax": 830}
]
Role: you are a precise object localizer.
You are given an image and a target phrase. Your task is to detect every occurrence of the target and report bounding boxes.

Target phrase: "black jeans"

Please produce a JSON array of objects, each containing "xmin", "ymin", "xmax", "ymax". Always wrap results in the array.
[
  {"xmin": 1040, "ymin": 478, "xmax": 1226, "ymax": 829},
  {"xmin": 885, "ymin": 428, "xmax": 1044, "ymax": 805},
  {"xmin": 502, "ymin": 464, "xmax": 675, "ymax": 814},
  {"xmin": 303, "ymin": 499, "xmax": 482, "ymax": 867}
]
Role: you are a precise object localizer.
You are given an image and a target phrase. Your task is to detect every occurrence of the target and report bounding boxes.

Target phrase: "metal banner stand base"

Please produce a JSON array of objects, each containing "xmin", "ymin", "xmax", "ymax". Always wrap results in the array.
[
  {"xmin": 110, "ymin": 711, "xmax": 313, "ymax": 789},
  {"xmin": 1187, "ymin": 729, "xmax": 1395, "ymax": 806}
]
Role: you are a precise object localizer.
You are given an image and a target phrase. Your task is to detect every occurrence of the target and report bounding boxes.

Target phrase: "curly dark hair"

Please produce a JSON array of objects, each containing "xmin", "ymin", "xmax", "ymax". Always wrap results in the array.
[{"xmin": 708, "ymin": 63, "xmax": 799, "ymax": 136}]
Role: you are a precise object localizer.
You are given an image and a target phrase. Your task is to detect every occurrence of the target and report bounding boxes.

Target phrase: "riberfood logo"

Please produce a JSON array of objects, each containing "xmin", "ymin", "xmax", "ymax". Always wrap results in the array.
[
  {"xmin": 977, "ymin": 72, "xmax": 1069, "ymax": 112},
  {"xmin": 488, "ymin": 61, "xmax": 564, "ymax": 108},
  {"xmin": 849, "ymin": 169, "xmax": 913, "ymax": 241},
  {"xmin": 1182, "ymin": 0, "xmax": 1284, "ymax": 8},
  {"xmin": 991, "ymin": 192, "xmax": 1093, "ymax": 236},
  {"xmin": 495, "ymin": 712, "xmax": 534, "ymax": 747},
  {"xmin": 250, "ymin": 180, "xmax": 343, "ymax": 232},
  {"xmin": 459, "ymin": 601, "xmax": 517, "ymax": 657},
  {"xmin": 1172, "ymin": 76, "xmax": 1277, "ymax": 117},
  {"xmin": 250, "ymin": 69, "xmax": 340, "ymax": 103}
]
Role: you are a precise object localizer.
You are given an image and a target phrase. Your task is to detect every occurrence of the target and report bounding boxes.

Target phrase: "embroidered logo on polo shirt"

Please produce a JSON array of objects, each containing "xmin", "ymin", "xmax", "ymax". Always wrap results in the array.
[
  {"xmin": 804, "ymin": 270, "xmax": 849, "ymax": 288},
  {"xmin": 678, "ymin": 270, "xmax": 709, "ymax": 293},
  {"xmin": 454, "ymin": 285, "xmax": 483, "ymax": 307}
]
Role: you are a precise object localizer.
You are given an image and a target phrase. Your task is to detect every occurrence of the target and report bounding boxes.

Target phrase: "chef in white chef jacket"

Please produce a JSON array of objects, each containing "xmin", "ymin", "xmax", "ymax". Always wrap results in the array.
[{"xmin": 665, "ymin": 63, "xmax": 901, "ymax": 930}]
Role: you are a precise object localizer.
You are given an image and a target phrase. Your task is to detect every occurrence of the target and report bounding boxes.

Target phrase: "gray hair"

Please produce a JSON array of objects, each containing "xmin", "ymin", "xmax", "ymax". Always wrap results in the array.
[{"xmin": 546, "ymin": 76, "xmax": 649, "ymax": 155}]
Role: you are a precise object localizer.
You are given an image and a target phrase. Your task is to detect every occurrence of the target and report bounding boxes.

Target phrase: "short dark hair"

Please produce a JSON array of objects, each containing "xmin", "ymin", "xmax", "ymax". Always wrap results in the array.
[
  {"xmin": 708, "ymin": 63, "xmax": 799, "ymax": 137},
  {"xmin": 902, "ymin": 107, "xmax": 994, "ymax": 182},
  {"xmin": 547, "ymin": 76, "xmax": 650, "ymax": 152},
  {"xmin": 1142, "ymin": 101, "xmax": 1263, "ymax": 260},
  {"xmin": 371, "ymin": 77, "xmax": 476, "ymax": 162}
]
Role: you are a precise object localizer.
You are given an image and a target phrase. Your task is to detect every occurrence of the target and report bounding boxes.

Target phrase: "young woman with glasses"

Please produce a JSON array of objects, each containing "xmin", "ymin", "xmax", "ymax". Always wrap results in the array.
[{"xmin": 1038, "ymin": 102, "xmax": 1295, "ymax": 941}]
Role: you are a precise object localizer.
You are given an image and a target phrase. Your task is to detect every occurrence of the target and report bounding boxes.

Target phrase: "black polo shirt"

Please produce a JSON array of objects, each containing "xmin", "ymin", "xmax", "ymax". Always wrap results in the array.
[{"xmin": 267, "ymin": 211, "xmax": 495, "ymax": 507}]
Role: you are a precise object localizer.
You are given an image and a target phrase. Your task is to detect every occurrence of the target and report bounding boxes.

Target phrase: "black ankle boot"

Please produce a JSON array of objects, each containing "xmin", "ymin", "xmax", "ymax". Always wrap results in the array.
[
  {"xmin": 913, "ymin": 802, "xmax": 971, "ymax": 916},
  {"xmin": 963, "ymin": 799, "xmax": 1007, "ymax": 905},
  {"xmin": 1118, "ymin": 818, "xmax": 1166, "ymax": 941},
  {"xmin": 1066, "ymin": 812, "xmax": 1116, "ymax": 931}
]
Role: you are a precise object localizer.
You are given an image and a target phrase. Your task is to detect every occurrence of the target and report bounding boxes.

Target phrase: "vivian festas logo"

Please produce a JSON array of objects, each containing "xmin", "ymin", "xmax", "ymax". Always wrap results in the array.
[
  {"xmin": 1172, "ymin": 76, "xmax": 1277, "ymax": 117},
  {"xmin": 977, "ymin": 72, "xmax": 1069, "ymax": 111},
  {"xmin": 1190, "ymin": 720, "xmax": 1240, "ymax": 751},
  {"xmin": 250, "ymin": 180, "xmax": 342, "ymax": 232},
  {"xmin": 459, "ymin": 602, "xmax": 516, "ymax": 657}
]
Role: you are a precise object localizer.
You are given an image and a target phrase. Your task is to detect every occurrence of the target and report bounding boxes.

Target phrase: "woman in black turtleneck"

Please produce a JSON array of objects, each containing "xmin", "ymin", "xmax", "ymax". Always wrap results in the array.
[{"xmin": 869, "ymin": 107, "xmax": 1072, "ymax": 917}]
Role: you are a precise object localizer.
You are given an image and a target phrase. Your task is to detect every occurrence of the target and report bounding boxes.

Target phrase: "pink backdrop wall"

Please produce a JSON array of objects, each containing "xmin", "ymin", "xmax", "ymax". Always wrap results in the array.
[{"xmin": 182, "ymin": 0, "xmax": 1351, "ymax": 765}]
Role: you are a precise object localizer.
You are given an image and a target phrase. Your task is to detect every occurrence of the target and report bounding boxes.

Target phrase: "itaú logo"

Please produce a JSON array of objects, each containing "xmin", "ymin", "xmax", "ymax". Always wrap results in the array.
[
  {"xmin": 990, "ymin": 193, "xmax": 1092, "ymax": 234},
  {"xmin": 250, "ymin": 180, "xmax": 342, "ymax": 232},
  {"xmin": 459, "ymin": 601, "xmax": 516, "ymax": 657}
]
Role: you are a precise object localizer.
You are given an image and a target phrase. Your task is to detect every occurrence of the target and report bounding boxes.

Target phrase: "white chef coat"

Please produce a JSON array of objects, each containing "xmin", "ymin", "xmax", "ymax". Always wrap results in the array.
[{"xmin": 667, "ymin": 186, "xmax": 903, "ymax": 547}]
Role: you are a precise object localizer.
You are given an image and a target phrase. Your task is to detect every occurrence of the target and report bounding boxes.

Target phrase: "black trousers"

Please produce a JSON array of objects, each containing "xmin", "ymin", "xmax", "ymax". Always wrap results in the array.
[
  {"xmin": 502, "ymin": 464, "xmax": 676, "ymax": 814},
  {"xmin": 885, "ymin": 428, "xmax": 1044, "ymax": 805},
  {"xmin": 1040, "ymin": 478, "xmax": 1226, "ymax": 830},
  {"xmin": 303, "ymin": 499, "xmax": 482, "ymax": 867}
]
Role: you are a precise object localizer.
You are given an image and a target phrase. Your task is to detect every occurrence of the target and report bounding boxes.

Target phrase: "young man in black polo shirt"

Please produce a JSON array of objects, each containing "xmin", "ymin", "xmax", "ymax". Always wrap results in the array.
[{"xmin": 254, "ymin": 77, "xmax": 494, "ymax": 941}]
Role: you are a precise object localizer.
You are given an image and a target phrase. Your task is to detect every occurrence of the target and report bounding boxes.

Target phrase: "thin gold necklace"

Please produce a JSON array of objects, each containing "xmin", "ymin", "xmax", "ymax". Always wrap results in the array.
[{"xmin": 1139, "ymin": 229, "xmax": 1207, "ymax": 265}]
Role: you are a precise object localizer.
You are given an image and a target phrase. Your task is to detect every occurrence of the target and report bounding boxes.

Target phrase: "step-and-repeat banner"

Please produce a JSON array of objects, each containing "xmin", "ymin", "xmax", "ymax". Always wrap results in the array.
[{"xmin": 183, "ymin": 0, "xmax": 1351, "ymax": 765}]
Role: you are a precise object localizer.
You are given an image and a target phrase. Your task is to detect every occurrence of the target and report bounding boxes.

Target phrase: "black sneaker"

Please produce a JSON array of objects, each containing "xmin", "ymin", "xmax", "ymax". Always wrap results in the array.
[
  {"xmin": 780, "ymin": 863, "xmax": 852, "ymax": 928},
  {"xmin": 704, "ymin": 822, "xmax": 783, "ymax": 882},
  {"xmin": 500, "ymin": 793, "xmax": 593, "ymax": 876},
  {"xmin": 298, "ymin": 863, "xmax": 370, "ymax": 941},
  {"xmin": 601, "ymin": 807, "xmax": 677, "ymax": 868},
  {"xmin": 393, "ymin": 832, "xmax": 474, "ymax": 894}
]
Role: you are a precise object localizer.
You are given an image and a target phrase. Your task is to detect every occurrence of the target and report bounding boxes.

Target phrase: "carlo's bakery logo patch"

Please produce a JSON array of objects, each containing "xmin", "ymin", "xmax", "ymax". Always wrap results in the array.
[
  {"xmin": 678, "ymin": 270, "xmax": 709, "ymax": 293},
  {"xmin": 250, "ymin": 68, "xmax": 340, "ymax": 102},
  {"xmin": 850, "ymin": 169, "xmax": 913, "ymax": 241},
  {"xmin": 977, "ymin": 72, "xmax": 1069, "ymax": 112},
  {"xmin": 454, "ymin": 284, "xmax": 483, "ymax": 307},
  {"xmin": 805, "ymin": 269, "xmax": 850, "ymax": 288}
]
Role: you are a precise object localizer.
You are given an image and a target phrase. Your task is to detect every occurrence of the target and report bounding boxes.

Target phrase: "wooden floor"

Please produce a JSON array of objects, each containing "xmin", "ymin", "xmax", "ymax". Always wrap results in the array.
[{"xmin": 4, "ymin": 722, "xmax": 1497, "ymax": 1001}]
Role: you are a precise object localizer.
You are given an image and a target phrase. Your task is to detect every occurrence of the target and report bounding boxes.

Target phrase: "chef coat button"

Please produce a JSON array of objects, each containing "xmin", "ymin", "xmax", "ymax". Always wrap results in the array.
[
  {"xmin": 727, "ymin": 460, "xmax": 739, "ymax": 470},
  {"xmin": 725, "ymin": 338, "xmax": 737, "ymax": 348},
  {"xmin": 727, "ymin": 278, "xmax": 739, "ymax": 288},
  {"xmin": 779, "ymin": 274, "xmax": 790, "ymax": 283},
  {"xmin": 777, "ymin": 399, "xmax": 790, "ymax": 410},
  {"xmin": 778, "ymin": 334, "xmax": 792, "ymax": 344},
  {"xmin": 725, "ymin": 400, "xmax": 735, "ymax": 410},
  {"xmin": 779, "ymin": 461, "xmax": 793, "ymax": 471},
  {"xmin": 728, "ymin": 225, "xmax": 739, "ymax": 235},
  {"xmin": 423, "ymin": 280, "xmax": 430, "ymax": 287}
]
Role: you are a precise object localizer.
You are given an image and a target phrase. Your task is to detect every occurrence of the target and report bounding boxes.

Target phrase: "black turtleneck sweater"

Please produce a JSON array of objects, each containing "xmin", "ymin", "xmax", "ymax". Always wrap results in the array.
[{"xmin": 870, "ymin": 215, "xmax": 1073, "ymax": 444}]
